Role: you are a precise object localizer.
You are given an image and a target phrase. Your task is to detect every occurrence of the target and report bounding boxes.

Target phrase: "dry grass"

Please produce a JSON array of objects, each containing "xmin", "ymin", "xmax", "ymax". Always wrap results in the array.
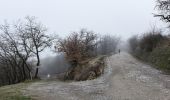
[{"xmin": 0, "ymin": 82, "xmax": 33, "ymax": 100}]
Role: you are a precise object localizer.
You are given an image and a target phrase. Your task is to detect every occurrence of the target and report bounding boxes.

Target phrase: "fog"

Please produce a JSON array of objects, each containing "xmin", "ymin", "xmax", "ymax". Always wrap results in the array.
[
  {"xmin": 0, "ymin": 0, "xmax": 167, "ymax": 74},
  {"xmin": 39, "ymin": 54, "xmax": 70, "ymax": 76},
  {"xmin": 0, "ymin": 0, "xmax": 165, "ymax": 39}
]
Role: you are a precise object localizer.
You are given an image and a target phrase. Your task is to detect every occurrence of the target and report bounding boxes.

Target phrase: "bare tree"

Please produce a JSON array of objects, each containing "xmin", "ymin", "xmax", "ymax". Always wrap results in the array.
[
  {"xmin": 0, "ymin": 22, "xmax": 33, "ymax": 83},
  {"xmin": 14, "ymin": 22, "xmax": 34, "ymax": 80},
  {"xmin": 23, "ymin": 16, "xmax": 53, "ymax": 78},
  {"xmin": 57, "ymin": 29, "xmax": 98, "ymax": 65},
  {"xmin": 0, "ymin": 16, "xmax": 53, "ymax": 85},
  {"xmin": 155, "ymin": 0, "xmax": 170, "ymax": 22}
]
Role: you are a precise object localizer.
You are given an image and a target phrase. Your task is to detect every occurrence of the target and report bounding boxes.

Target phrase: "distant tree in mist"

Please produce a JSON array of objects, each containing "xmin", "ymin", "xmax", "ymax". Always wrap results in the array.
[
  {"xmin": 128, "ymin": 28, "xmax": 165, "ymax": 53},
  {"xmin": 128, "ymin": 35, "xmax": 139, "ymax": 52},
  {"xmin": 97, "ymin": 35, "xmax": 120, "ymax": 55}
]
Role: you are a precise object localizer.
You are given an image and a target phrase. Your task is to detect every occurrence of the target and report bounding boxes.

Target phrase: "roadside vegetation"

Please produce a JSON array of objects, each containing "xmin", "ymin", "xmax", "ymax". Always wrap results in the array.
[
  {"xmin": 1, "ymin": 0, "xmax": 170, "ymax": 99},
  {"xmin": 0, "ymin": 17, "xmax": 120, "ymax": 86},
  {"xmin": 128, "ymin": 28, "xmax": 170, "ymax": 72},
  {"xmin": 0, "ymin": 16, "xmax": 54, "ymax": 87},
  {"xmin": 57, "ymin": 29, "xmax": 120, "ymax": 80},
  {"xmin": 0, "ymin": 82, "xmax": 32, "ymax": 100},
  {"xmin": 128, "ymin": 0, "xmax": 170, "ymax": 73}
]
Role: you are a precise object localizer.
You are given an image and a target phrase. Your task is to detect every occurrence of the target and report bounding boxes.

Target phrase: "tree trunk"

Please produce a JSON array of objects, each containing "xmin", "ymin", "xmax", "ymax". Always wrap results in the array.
[
  {"xmin": 34, "ymin": 52, "xmax": 40, "ymax": 79},
  {"xmin": 23, "ymin": 60, "xmax": 32, "ymax": 80},
  {"xmin": 30, "ymin": 72, "xmax": 33, "ymax": 80},
  {"xmin": 22, "ymin": 64, "xmax": 26, "ymax": 80},
  {"xmin": 34, "ymin": 68, "xmax": 39, "ymax": 79}
]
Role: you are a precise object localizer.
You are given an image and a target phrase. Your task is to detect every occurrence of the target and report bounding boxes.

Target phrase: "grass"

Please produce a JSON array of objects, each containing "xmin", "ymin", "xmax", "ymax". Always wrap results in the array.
[
  {"xmin": 133, "ymin": 46, "xmax": 170, "ymax": 74},
  {"xmin": 148, "ymin": 47, "xmax": 170, "ymax": 73},
  {"xmin": 0, "ymin": 82, "xmax": 33, "ymax": 100}
]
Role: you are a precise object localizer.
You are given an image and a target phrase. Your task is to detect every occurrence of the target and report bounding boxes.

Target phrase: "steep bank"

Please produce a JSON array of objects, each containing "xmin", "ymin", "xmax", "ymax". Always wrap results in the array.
[{"xmin": 64, "ymin": 56, "xmax": 106, "ymax": 81}]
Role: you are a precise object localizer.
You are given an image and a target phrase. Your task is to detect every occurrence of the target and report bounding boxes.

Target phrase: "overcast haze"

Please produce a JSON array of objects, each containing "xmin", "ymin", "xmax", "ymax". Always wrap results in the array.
[{"xmin": 0, "ymin": 0, "xmax": 166, "ymax": 57}]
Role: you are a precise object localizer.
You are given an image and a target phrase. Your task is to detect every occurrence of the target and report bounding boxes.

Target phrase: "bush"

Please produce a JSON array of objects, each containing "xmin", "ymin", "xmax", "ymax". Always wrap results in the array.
[
  {"xmin": 57, "ymin": 29, "xmax": 98, "ymax": 65},
  {"xmin": 148, "ymin": 46, "xmax": 170, "ymax": 70},
  {"xmin": 139, "ymin": 30, "xmax": 165, "ymax": 52},
  {"xmin": 129, "ymin": 28, "xmax": 170, "ymax": 72}
]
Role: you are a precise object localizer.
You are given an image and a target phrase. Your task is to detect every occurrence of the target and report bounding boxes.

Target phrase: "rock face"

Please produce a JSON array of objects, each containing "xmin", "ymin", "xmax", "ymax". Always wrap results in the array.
[{"xmin": 63, "ymin": 56, "xmax": 106, "ymax": 81}]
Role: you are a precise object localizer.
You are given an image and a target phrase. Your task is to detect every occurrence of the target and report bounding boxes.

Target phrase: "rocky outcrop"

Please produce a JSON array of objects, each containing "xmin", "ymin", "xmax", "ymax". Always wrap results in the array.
[{"xmin": 63, "ymin": 56, "xmax": 106, "ymax": 81}]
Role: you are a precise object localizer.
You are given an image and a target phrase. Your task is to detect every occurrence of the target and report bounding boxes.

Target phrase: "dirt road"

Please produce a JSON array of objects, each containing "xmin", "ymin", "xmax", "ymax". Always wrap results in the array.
[{"xmin": 25, "ymin": 52, "xmax": 170, "ymax": 100}]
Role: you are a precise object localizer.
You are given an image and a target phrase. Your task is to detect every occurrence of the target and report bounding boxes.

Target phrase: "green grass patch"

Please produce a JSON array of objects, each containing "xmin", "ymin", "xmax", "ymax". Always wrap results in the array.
[
  {"xmin": 134, "ymin": 46, "xmax": 170, "ymax": 74},
  {"xmin": 0, "ymin": 83, "xmax": 33, "ymax": 100},
  {"xmin": 148, "ymin": 47, "xmax": 170, "ymax": 71}
]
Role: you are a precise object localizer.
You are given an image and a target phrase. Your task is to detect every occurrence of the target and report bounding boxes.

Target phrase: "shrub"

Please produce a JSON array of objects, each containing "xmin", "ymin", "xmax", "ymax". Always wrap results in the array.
[
  {"xmin": 128, "ymin": 28, "xmax": 170, "ymax": 72},
  {"xmin": 57, "ymin": 29, "xmax": 98, "ymax": 65},
  {"xmin": 148, "ymin": 46, "xmax": 170, "ymax": 70},
  {"xmin": 139, "ymin": 30, "xmax": 165, "ymax": 52}
]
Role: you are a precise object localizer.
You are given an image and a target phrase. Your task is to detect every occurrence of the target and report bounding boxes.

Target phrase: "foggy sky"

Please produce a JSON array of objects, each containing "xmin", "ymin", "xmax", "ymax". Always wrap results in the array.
[{"xmin": 0, "ymin": 0, "xmax": 166, "ymax": 57}]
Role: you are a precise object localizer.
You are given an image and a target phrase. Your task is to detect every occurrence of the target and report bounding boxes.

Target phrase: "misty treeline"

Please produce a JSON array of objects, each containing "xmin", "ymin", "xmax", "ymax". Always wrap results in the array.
[
  {"xmin": 0, "ymin": 17, "xmax": 120, "ymax": 86},
  {"xmin": 128, "ymin": 28, "xmax": 166, "ymax": 54}
]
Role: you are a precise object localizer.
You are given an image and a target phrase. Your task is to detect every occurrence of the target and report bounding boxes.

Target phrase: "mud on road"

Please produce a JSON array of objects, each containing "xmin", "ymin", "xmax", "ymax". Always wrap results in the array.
[{"xmin": 25, "ymin": 52, "xmax": 170, "ymax": 100}]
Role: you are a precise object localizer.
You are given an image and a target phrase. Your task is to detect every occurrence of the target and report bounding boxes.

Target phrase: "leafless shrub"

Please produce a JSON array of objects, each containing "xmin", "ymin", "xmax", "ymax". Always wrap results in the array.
[
  {"xmin": 57, "ymin": 29, "xmax": 98, "ymax": 65},
  {"xmin": 139, "ymin": 29, "xmax": 165, "ymax": 52}
]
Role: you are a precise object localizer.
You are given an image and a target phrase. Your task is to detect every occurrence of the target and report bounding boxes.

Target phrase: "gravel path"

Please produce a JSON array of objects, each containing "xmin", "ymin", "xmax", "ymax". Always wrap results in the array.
[{"xmin": 25, "ymin": 52, "xmax": 170, "ymax": 100}]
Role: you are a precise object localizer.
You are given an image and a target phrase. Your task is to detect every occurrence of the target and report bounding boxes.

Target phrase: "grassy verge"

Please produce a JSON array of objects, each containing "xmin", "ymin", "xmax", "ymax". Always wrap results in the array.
[
  {"xmin": 133, "ymin": 46, "xmax": 170, "ymax": 74},
  {"xmin": 0, "ymin": 81, "xmax": 36, "ymax": 100},
  {"xmin": 148, "ymin": 47, "xmax": 170, "ymax": 70}
]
